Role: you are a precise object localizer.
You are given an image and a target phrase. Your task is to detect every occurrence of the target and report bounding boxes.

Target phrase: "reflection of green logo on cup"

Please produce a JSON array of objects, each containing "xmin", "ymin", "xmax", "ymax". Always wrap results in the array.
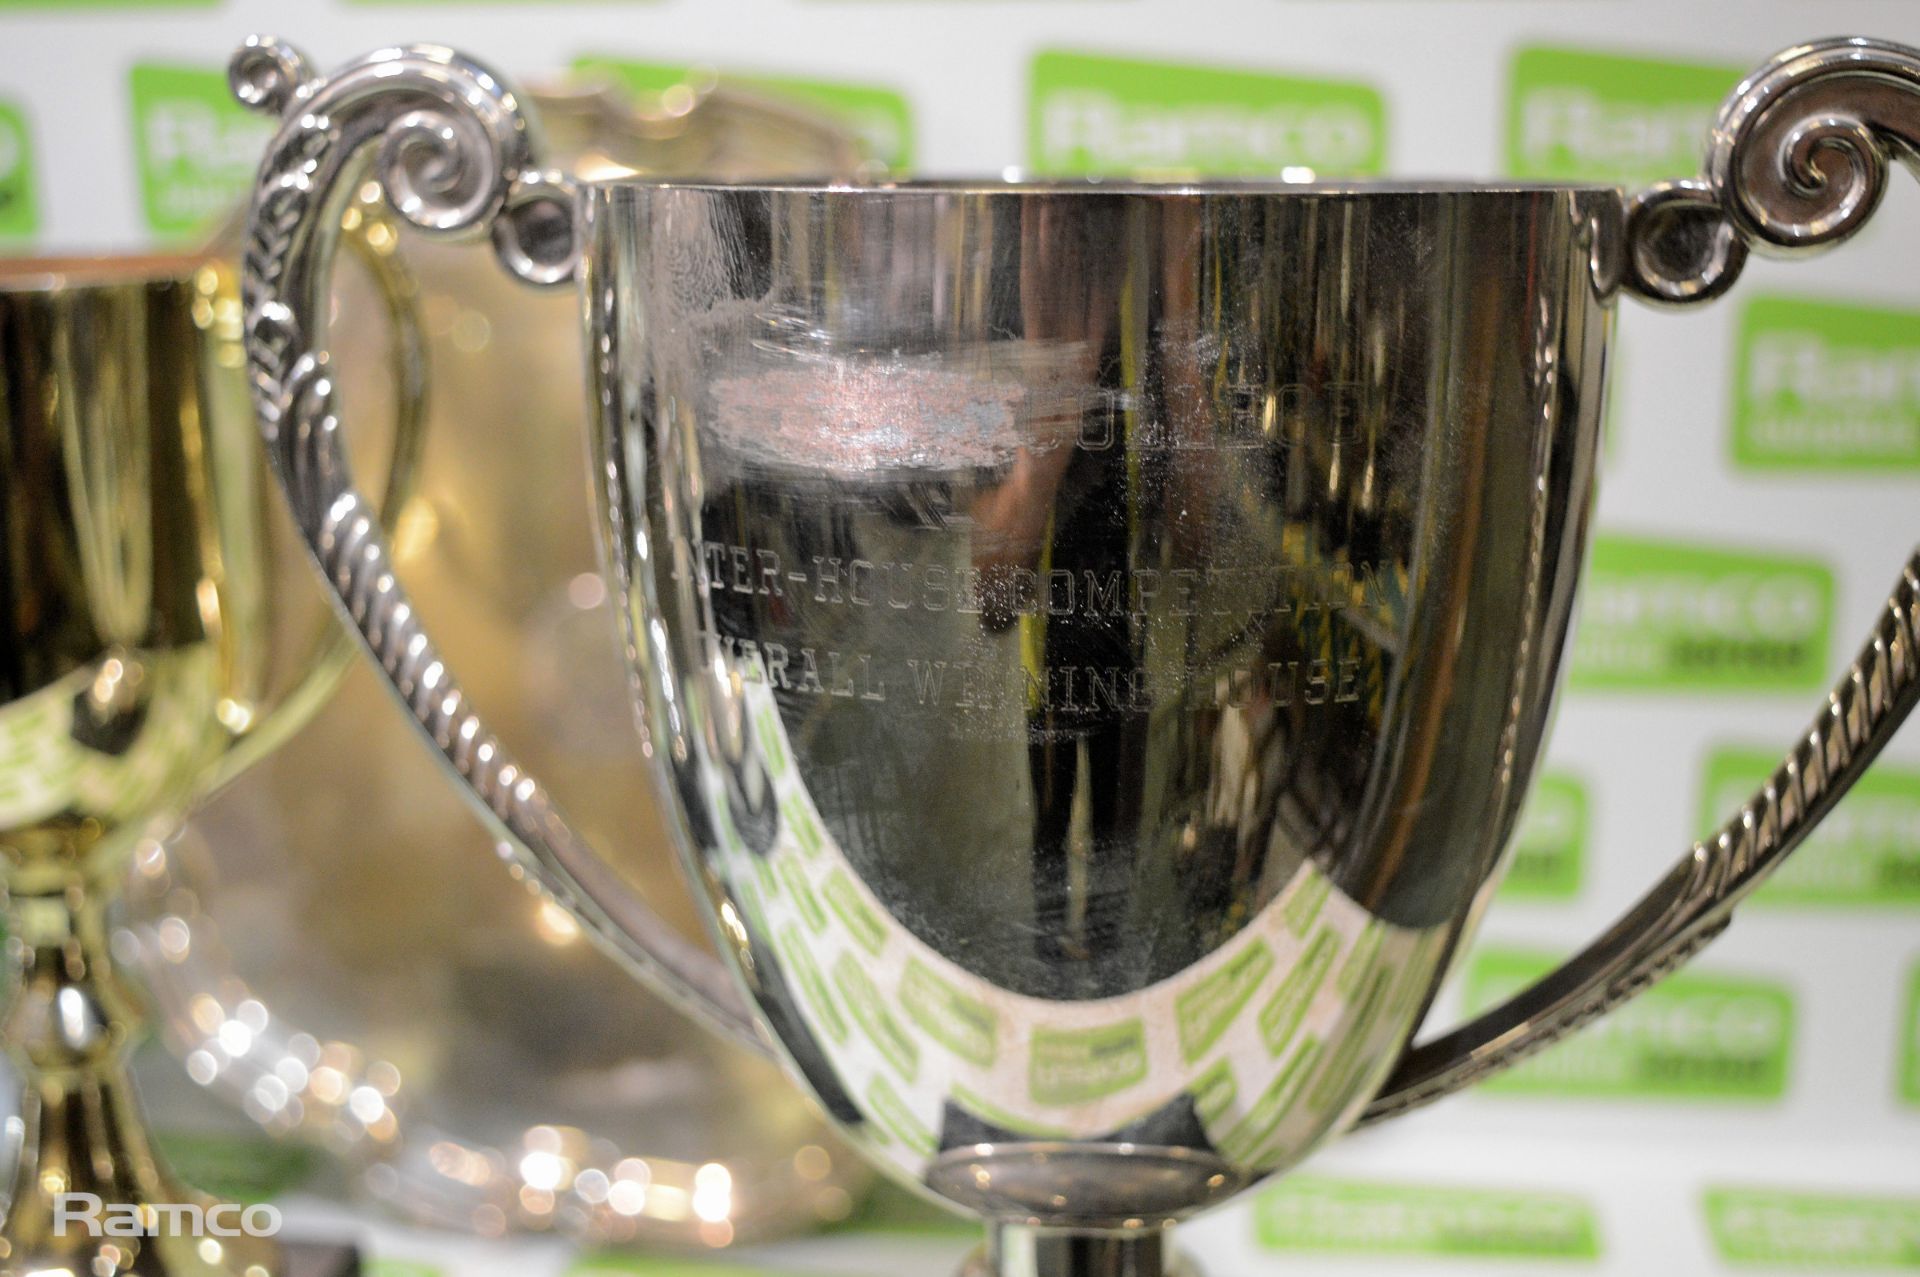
[
  {"xmin": 1901, "ymin": 964, "xmax": 1919, "ymax": 1106},
  {"xmin": 0, "ymin": 100, "xmax": 37, "ymax": 239},
  {"xmin": 155, "ymin": 1130, "xmax": 319, "ymax": 1203},
  {"xmin": 1500, "ymin": 773, "xmax": 1588, "ymax": 900},
  {"xmin": 900, "ymin": 957, "xmax": 999, "ymax": 1068},
  {"xmin": 1176, "ymin": 938, "xmax": 1273, "ymax": 1063},
  {"xmin": 572, "ymin": 56, "xmax": 912, "ymax": 171},
  {"xmin": 1464, "ymin": 949, "xmax": 1793, "ymax": 1100},
  {"xmin": 1030, "ymin": 1019, "xmax": 1147, "ymax": 1105},
  {"xmin": 1506, "ymin": 46, "xmax": 1740, "ymax": 186},
  {"xmin": 832, "ymin": 952, "xmax": 919, "ymax": 1083},
  {"xmin": 866, "ymin": 1073, "xmax": 936, "ymax": 1157},
  {"xmin": 1732, "ymin": 295, "xmax": 1920, "ymax": 471},
  {"xmin": 1700, "ymin": 746, "xmax": 1920, "ymax": 907},
  {"xmin": 1028, "ymin": 51, "xmax": 1385, "ymax": 178},
  {"xmin": 1218, "ymin": 1039, "xmax": 1320, "ymax": 1164},
  {"xmin": 130, "ymin": 63, "xmax": 276, "ymax": 238},
  {"xmin": 1255, "ymin": 1177, "xmax": 1602, "ymax": 1259},
  {"xmin": 1258, "ymin": 927, "xmax": 1336, "ymax": 1057},
  {"xmin": 1570, "ymin": 535, "xmax": 1833, "ymax": 693},
  {"xmin": 1703, "ymin": 1188, "xmax": 1920, "ymax": 1268}
]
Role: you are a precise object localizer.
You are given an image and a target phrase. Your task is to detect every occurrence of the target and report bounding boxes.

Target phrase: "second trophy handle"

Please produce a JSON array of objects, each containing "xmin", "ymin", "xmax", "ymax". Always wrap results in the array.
[
  {"xmin": 228, "ymin": 37, "xmax": 767, "ymax": 1051},
  {"xmin": 206, "ymin": 205, "xmax": 430, "ymax": 792},
  {"xmin": 1363, "ymin": 37, "xmax": 1920, "ymax": 1123}
]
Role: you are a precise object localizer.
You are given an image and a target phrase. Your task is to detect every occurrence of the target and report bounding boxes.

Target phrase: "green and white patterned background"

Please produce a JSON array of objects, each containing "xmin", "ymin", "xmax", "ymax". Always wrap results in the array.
[{"xmin": 2, "ymin": 0, "xmax": 1917, "ymax": 1272}]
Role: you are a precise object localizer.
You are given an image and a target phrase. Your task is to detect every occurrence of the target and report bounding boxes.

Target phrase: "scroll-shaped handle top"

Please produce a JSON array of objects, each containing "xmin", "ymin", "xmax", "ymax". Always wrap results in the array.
[
  {"xmin": 229, "ymin": 34, "xmax": 766, "ymax": 1051},
  {"xmin": 1626, "ymin": 36, "xmax": 1920, "ymax": 305}
]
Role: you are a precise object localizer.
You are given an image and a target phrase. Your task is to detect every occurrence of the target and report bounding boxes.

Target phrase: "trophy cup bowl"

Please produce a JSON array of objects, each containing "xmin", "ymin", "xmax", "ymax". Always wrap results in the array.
[
  {"xmin": 0, "ymin": 247, "xmax": 418, "ymax": 1275},
  {"xmin": 231, "ymin": 35, "xmax": 1920, "ymax": 1277}
]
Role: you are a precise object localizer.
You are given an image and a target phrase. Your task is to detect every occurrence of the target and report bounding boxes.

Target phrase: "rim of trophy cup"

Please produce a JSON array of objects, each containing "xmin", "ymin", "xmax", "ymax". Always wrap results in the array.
[
  {"xmin": 0, "ymin": 251, "xmax": 212, "ymax": 289},
  {"xmin": 583, "ymin": 175, "xmax": 1621, "ymax": 196}
]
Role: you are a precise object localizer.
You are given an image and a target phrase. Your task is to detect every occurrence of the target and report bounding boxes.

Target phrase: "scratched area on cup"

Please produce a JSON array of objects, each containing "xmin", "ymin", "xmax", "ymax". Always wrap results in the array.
[{"xmin": 706, "ymin": 346, "xmax": 1095, "ymax": 474}]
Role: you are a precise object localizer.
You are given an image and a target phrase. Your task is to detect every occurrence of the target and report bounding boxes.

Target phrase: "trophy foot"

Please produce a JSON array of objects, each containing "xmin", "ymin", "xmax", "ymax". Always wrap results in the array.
[
  {"xmin": 960, "ymin": 1224, "xmax": 1195, "ymax": 1277},
  {"xmin": 0, "ymin": 864, "xmax": 336, "ymax": 1275}
]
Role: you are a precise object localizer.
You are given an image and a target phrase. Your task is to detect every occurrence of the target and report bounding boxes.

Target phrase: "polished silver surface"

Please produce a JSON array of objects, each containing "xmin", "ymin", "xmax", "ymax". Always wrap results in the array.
[
  {"xmin": 232, "ymin": 34, "xmax": 1920, "ymax": 1277},
  {"xmin": 581, "ymin": 177, "xmax": 1612, "ymax": 1220}
]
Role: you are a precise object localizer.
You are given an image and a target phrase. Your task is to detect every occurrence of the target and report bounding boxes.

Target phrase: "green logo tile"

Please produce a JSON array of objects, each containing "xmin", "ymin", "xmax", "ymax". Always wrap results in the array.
[
  {"xmin": 1175, "ymin": 938, "xmax": 1273, "ymax": 1064},
  {"xmin": 1281, "ymin": 871, "xmax": 1330, "ymax": 937},
  {"xmin": 866, "ymin": 1073, "xmax": 936, "ymax": 1157},
  {"xmin": 823, "ymin": 867, "xmax": 888, "ymax": 955},
  {"xmin": 1733, "ymin": 295, "xmax": 1920, "ymax": 471},
  {"xmin": 1901, "ymin": 963, "xmax": 1919, "ymax": 1106},
  {"xmin": 129, "ymin": 63, "xmax": 275, "ymax": 239},
  {"xmin": 153, "ymin": 1130, "xmax": 320, "ymax": 1203},
  {"xmin": 1304, "ymin": 968, "xmax": 1390, "ymax": 1113},
  {"xmin": 832, "ymin": 952, "xmax": 919, "ymax": 1082},
  {"xmin": 1703, "ymin": 1188, "xmax": 1920, "ymax": 1268},
  {"xmin": 776, "ymin": 924, "xmax": 848, "ymax": 1046},
  {"xmin": 1030, "ymin": 1018, "xmax": 1147, "ymax": 1105},
  {"xmin": 1506, "ymin": 45, "xmax": 1741, "ymax": 186},
  {"xmin": 1028, "ymin": 50, "xmax": 1385, "ymax": 178},
  {"xmin": 1699, "ymin": 746, "xmax": 1920, "ymax": 906},
  {"xmin": 1191, "ymin": 1056, "xmax": 1237, "ymax": 1126},
  {"xmin": 0, "ymin": 99, "xmax": 38, "ymax": 238},
  {"xmin": 900, "ymin": 957, "xmax": 999, "ymax": 1068},
  {"xmin": 572, "ymin": 56, "xmax": 912, "ymax": 170},
  {"xmin": 775, "ymin": 854, "xmax": 827, "ymax": 931},
  {"xmin": 1258, "ymin": 927, "xmax": 1337, "ymax": 1057},
  {"xmin": 1217, "ymin": 1039, "xmax": 1321, "ymax": 1164},
  {"xmin": 1570, "ymin": 535, "xmax": 1833, "ymax": 693},
  {"xmin": 1256, "ymin": 1177, "xmax": 1602, "ymax": 1260},
  {"xmin": 1500, "ymin": 773, "xmax": 1588, "ymax": 900},
  {"xmin": 1464, "ymin": 948, "xmax": 1794, "ymax": 1100}
]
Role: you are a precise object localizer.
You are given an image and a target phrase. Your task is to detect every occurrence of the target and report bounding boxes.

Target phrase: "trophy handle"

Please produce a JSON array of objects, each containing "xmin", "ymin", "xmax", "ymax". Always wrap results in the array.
[
  {"xmin": 1363, "ymin": 37, "xmax": 1920, "ymax": 1125},
  {"xmin": 206, "ymin": 204, "xmax": 430, "ymax": 790},
  {"xmin": 227, "ymin": 36, "xmax": 765, "ymax": 1049}
]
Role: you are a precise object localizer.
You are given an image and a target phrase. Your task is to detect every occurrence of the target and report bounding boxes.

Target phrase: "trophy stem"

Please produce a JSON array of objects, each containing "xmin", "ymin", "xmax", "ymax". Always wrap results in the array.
[
  {"xmin": 0, "ymin": 851, "xmax": 277, "ymax": 1276},
  {"xmin": 961, "ymin": 1224, "xmax": 1193, "ymax": 1277}
]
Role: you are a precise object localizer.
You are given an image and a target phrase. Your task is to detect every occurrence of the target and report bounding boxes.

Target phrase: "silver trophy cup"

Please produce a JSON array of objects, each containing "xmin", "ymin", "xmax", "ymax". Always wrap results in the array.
[{"xmin": 233, "ymin": 36, "xmax": 1920, "ymax": 1277}]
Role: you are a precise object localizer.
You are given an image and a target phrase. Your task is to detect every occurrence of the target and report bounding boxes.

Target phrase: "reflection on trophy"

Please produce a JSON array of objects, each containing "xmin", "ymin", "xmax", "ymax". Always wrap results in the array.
[
  {"xmin": 120, "ymin": 71, "xmax": 871, "ymax": 1247},
  {"xmin": 233, "ymin": 32, "xmax": 1920, "ymax": 1277},
  {"xmin": 0, "ymin": 253, "xmax": 388, "ymax": 1276}
]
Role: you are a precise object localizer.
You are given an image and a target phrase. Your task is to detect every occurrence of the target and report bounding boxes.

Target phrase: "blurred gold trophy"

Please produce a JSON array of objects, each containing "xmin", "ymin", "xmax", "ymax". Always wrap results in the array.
[
  {"xmin": 0, "ymin": 248, "xmax": 416, "ymax": 1275},
  {"xmin": 121, "ymin": 71, "xmax": 874, "ymax": 1247}
]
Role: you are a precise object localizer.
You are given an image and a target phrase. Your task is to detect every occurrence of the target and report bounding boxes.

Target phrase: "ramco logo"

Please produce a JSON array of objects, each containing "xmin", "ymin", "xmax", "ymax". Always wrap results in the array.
[
  {"xmin": 1500, "ymin": 773, "xmax": 1587, "ymax": 900},
  {"xmin": 1902, "ymin": 964, "xmax": 1919, "ymax": 1106},
  {"xmin": 1701, "ymin": 746, "xmax": 1920, "ymax": 906},
  {"xmin": 1030, "ymin": 52, "xmax": 1385, "ymax": 178},
  {"xmin": 1465, "ymin": 949, "xmax": 1793, "ymax": 1099},
  {"xmin": 1255, "ymin": 1178, "xmax": 1600, "ymax": 1259},
  {"xmin": 1035, "ymin": 90, "xmax": 1376, "ymax": 176},
  {"xmin": 0, "ymin": 116, "xmax": 19, "ymax": 183},
  {"xmin": 1570, "ymin": 535, "xmax": 1833, "ymax": 693},
  {"xmin": 129, "ymin": 63, "xmax": 275, "ymax": 236},
  {"xmin": 1735, "ymin": 296, "xmax": 1920, "ymax": 470},
  {"xmin": 0, "ymin": 100, "xmax": 35, "ymax": 237},
  {"xmin": 1580, "ymin": 572, "xmax": 1824, "ymax": 641},
  {"xmin": 1506, "ymin": 47, "xmax": 1743, "ymax": 186},
  {"xmin": 53, "ymin": 1193, "xmax": 281, "ymax": 1239},
  {"xmin": 1704, "ymin": 1189, "xmax": 1920, "ymax": 1267}
]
